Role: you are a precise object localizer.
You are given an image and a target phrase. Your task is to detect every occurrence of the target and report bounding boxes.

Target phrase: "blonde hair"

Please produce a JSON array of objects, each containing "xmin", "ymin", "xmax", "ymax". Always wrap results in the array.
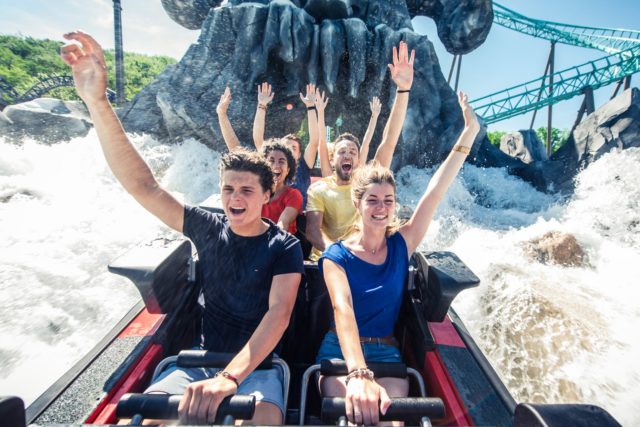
[{"xmin": 350, "ymin": 161, "xmax": 402, "ymax": 237}]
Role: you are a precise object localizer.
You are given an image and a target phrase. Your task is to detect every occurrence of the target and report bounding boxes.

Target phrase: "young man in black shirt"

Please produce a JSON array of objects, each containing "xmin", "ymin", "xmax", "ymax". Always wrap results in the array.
[{"xmin": 61, "ymin": 31, "xmax": 303, "ymax": 425}]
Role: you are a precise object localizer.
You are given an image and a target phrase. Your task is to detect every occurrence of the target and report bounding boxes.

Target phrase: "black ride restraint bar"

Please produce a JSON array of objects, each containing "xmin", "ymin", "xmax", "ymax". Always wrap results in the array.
[
  {"xmin": 176, "ymin": 350, "xmax": 273, "ymax": 370},
  {"xmin": 321, "ymin": 397, "xmax": 445, "ymax": 425},
  {"xmin": 116, "ymin": 393, "xmax": 255, "ymax": 423}
]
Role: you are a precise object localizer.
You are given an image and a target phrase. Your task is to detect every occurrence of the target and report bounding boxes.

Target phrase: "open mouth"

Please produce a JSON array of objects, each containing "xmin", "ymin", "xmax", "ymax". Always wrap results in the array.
[
  {"xmin": 229, "ymin": 206, "xmax": 246, "ymax": 215},
  {"xmin": 341, "ymin": 162, "xmax": 352, "ymax": 173},
  {"xmin": 273, "ymin": 171, "xmax": 282, "ymax": 181},
  {"xmin": 372, "ymin": 214, "xmax": 387, "ymax": 220}
]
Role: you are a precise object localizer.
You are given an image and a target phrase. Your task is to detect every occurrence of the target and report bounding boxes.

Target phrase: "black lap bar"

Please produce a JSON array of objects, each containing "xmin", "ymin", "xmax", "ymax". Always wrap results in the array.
[
  {"xmin": 116, "ymin": 393, "xmax": 256, "ymax": 422},
  {"xmin": 322, "ymin": 397, "xmax": 445, "ymax": 424},
  {"xmin": 320, "ymin": 360, "xmax": 407, "ymax": 378},
  {"xmin": 177, "ymin": 350, "xmax": 273, "ymax": 369}
]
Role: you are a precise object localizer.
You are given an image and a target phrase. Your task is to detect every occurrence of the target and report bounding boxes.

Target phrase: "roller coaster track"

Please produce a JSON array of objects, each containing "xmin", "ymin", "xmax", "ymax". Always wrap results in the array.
[
  {"xmin": 471, "ymin": 44, "xmax": 640, "ymax": 124},
  {"xmin": 0, "ymin": 75, "xmax": 116, "ymax": 109},
  {"xmin": 469, "ymin": 3, "xmax": 640, "ymax": 124},
  {"xmin": 493, "ymin": 3, "xmax": 640, "ymax": 54}
]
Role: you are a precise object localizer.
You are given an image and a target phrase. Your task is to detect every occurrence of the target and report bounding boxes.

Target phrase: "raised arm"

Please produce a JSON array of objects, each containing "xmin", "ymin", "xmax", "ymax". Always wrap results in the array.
[
  {"xmin": 178, "ymin": 271, "xmax": 301, "ymax": 424},
  {"xmin": 61, "ymin": 31, "xmax": 183, "ymax": 232},
  {"xmin": 314, "ymin": 90, "xmax": 333, "ymax": 177},
  {"xmin": 373, "ymin": 41, "xmax": 415, "ymax": 168},
  {"xmin": 399, "ymin": 92, "xmax": 480, "ymax": 254},
  {"xmin": 252, "ymin": 82, "xmax": 274, "ymax": 151},
  {"xmin": 300, "ymin": 83, "xmax": 319, "ymax": 168},
  {"xmin": 323, "ymin": 260, "xmax": 391, "ymax": 425},
  {"xmin": 216, "ymin": 87, "xmax": 241, "ymax": 151},
  {"xmin": 359, "ymin": 96, "xmax": 381, "ymax": 164}
]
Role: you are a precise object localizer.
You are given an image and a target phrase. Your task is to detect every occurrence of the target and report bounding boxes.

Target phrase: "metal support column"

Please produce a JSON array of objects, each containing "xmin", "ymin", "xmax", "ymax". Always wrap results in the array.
[
  {"xmin": 570, "ymin": 86, "xmax": 595, "ymax": 135},
  {"xmin": 546, "ymin": 42, "xmax": 556, "ymax": 157},
  {"xmin": 529, "ymin": 43, "xmax": 555, "ymax": 129},
  {"xmin": 113, "ymin": 0, "xmax": 125, "ymax": 107}
]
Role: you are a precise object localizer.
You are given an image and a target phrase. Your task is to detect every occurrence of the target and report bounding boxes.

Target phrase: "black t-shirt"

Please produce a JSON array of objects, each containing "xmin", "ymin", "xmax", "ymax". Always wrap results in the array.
[{"xmin": 183, "ymin": 205, "xmax": 304, "ymax": 353}]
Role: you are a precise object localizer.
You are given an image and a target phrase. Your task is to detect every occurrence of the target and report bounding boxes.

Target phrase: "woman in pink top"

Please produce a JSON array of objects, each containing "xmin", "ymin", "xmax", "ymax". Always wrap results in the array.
[{"xmin": 261, "ymin": 141, "xmax": 303, "ymax": 234}]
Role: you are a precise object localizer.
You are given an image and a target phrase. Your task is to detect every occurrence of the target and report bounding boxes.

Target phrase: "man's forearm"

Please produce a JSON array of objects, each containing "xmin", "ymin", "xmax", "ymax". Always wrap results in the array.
[
  {"xmin": 375, "ymin": 92, "xmax": 409, "ymax": 168},
  {"xmin": 222, "ymin": 304, "xmax": 291, "ymax": 382},
  {"xmin": 87, "ymin": 99, "xmax": 158, "ymax": 196}
]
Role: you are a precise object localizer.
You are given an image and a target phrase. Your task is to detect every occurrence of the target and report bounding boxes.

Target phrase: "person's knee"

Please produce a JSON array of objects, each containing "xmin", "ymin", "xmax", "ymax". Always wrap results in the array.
[{"xmin": 241, "ymin": 401, "xmax": 282, "ymax": 425}]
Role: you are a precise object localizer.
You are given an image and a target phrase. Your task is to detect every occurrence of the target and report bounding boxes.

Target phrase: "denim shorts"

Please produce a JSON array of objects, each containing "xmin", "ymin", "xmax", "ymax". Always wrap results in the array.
[
  {"xmin": 145, "ymin": 359, "xmax": 285, "ymax": 417},
  {"xmin": 316, "ymin": 331, "xmax": 402, "ymax": 364}
]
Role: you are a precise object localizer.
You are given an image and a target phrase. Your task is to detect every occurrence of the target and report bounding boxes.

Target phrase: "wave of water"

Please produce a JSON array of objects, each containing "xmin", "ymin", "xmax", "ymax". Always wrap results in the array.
[{"xmin": 0, "ymin": 133, "xmax": 638, "ymax": 424}]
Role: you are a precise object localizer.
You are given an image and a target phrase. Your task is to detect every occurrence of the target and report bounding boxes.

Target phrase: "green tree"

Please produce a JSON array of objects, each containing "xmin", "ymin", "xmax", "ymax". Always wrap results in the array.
[
  {"xmin": 487, "ymin": 130, "xmax": 506, "ymax": 147},
  {"xmin": 0, "ymin": 35, "xmax": 176, "ymax": 103},
  {"xmin": 535, "ymin": 126, "xmax": 570, "ymax": 153}
]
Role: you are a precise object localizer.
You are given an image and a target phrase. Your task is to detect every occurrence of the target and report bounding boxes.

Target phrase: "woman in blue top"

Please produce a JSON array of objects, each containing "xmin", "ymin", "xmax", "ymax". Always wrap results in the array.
[{"xmin": 317, "ymin": 92, "xmax": 480, "ymax": 426}]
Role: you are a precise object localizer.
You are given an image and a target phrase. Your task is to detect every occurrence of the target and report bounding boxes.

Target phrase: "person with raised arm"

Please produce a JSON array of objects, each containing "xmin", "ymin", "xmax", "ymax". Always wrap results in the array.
[
  {"xmin": 252, "ymin": 82, "xmax": 320, "ymax": 208},
  {"xmin": 317, "ymin": 91, "xmax": 480, "ymax": 426},
  {"xmin": 305, "ymin": 41, "xmax": 415, "ymax": 261},
  {"xmin": 61, "ymin": 31, "xmax": 303, "ymax": 425},
  {"xmin": 216, "ymin": 88, "xmax": 303, "ymax": 234}
]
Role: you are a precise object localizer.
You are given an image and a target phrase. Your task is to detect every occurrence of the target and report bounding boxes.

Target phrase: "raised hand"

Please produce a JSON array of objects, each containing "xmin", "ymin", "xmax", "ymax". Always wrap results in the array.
[
  {"xmin": 388, "ymin": 41, "xmax": 415, "ymax": 91},
  {"xmin": 216, "ymin": 87, "xmax": 232, "ymax": 115},
  {"xmin": 257, "ymin": 82, "xmax": 274, "ymax": 107},
  {"xmin": 314, "ymin": 88, "xmax": 329, "ymax": 113},
  {"xmin": 369, "ymin": 96, "xmax": 381, "ymax": 115},
  {"xmin": 60, "ymin": 31, "xmax": 108, "ymax": 105},
  {"xmin": 299, "ymin": 83, "xmax": 317, "ymax": 107},
  {"xmin": 458, "ymin": 91, "xmax": 480, "ymax": 133}
]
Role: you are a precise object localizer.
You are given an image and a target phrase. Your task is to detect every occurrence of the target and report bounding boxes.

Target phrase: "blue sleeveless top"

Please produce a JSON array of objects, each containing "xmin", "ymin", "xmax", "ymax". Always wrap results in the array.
[{"xmin": 319, "ymin": 232, "xmax": 409, "ymax": 337}]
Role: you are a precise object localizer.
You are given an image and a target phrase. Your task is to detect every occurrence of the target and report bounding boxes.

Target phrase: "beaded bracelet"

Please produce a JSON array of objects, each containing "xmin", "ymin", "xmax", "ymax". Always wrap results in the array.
[
  {"xmin": 345, "ymin": 367, "xmax": 375, "ymax": 385},
  {"xmin": 257, "ymin": 104, "xmax": 267, "ymax": 111},
  {"xmin": 214, "ymin": 370, "xmax": 240, "ymax": 387}
]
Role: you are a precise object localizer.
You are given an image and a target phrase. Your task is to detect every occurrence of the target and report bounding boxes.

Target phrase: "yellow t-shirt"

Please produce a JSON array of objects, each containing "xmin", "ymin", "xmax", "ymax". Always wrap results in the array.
[{"xmin": 306, "ymin": 175, "xmax": 358, "ymax": 260}]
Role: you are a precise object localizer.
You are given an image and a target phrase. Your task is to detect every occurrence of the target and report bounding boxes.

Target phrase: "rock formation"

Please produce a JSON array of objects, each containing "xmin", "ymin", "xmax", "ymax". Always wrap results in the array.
[
  {"xmin": 525, "ymin": 231, "xmax": 587, "ymax": 267},
  {"xmin": 0, "ymin": 98, "xmax": 92, "ymax": 143},
  {"xmin": 500, "ymin": 129, "xmax": 547, "ymax": 164},
  {"xmin": 120, "ymin": 0, "xmax": 493, "ymax": 170}
]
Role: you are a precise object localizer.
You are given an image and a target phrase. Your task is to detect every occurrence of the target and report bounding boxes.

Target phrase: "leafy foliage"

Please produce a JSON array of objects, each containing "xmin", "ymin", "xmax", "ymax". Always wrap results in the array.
[
  {"xmin": 0, "ymin": 35, "xmax": 176, "ymax": 102},
  {"xmin": 535, "ymin": 126, "xmax": 570, "ymax": 153},
  {"xmin": 487, "ymin": 130, "xmax": 507, "ymax": 147}
]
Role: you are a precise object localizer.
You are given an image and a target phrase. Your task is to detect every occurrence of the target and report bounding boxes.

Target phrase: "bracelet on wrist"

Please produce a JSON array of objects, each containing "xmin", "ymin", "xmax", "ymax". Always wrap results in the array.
[
  {"xmin": 345, "ymin": 367, "xmax": 375, "ymax": 385},
  {"xmin": 214, "ymin": 370, "xmax": 240, "ymax": 387},
  {"xmin": 257, "ymin": 104, "xmax": 267, "ymax": 111},
  {"xmin": 452, "ymin": 144, "xmax": 471, "ymax": 155},
  {"xmin": 307, "ymin": 105, "xmax": 317, "ymax": 111},
  {"xmin": 396, "ymin": 89, "xmax": 410, "ymax": 94}
]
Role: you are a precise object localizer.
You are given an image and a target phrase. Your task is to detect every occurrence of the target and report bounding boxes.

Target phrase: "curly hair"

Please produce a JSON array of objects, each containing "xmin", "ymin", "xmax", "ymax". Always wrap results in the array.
[
  {"xmin": 219, "ymin": 148, "xmax": 274, "ymax": 194},
  {"xmin": 281, "ymin": 133, "xmax": 302, "ymax": 152},
  {"xmin": 262, "ymin": 140, "xmax": 297, "ymax": 183}
]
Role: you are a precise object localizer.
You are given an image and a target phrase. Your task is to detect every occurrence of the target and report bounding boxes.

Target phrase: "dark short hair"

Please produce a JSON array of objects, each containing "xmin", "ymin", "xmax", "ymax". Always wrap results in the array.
[
  {"xmin": 281, "ymin": 134, "xmax": 302, "ymax": 152},
  {"xmin": 219, "ymin": 148, "xmax": 274, "ymax": 193},
  {"xmin": 333, "ymin": 132, "xmax": 360, "ymax": 150},
  {"xmin": 262, "ymin": 141, "xmax": 297, "ymax": 183}
]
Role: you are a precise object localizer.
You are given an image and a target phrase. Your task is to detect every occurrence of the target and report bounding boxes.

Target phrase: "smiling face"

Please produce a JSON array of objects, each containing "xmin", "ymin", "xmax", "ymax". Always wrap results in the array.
[
  {"xmin": 356, "ymin": 182, "xmax": 396, "ymax": 230},
  {"xmin": 220, "ymin": 170, "xmax": 270, "ymax": 233},
  {"xmin": 266, "ymin": 149, "xmax": 291, "ymax": 189},
  {"xmin": 333, "ymin": 139, "xmax": 360, "ymax": 183}
]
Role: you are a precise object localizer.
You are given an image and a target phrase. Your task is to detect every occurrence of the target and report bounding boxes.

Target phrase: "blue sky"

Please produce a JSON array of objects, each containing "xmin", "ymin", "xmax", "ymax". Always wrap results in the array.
[{"xmin": 1, "ymin": 0, "xmax": 638, "ymax": 131}]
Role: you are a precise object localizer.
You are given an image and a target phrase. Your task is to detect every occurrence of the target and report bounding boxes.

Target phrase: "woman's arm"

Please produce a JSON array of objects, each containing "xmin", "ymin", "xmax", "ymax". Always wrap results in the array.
[
  {"xmin": 323, "ymin": 259, "xmax": 391, "ymax": 425},
  {"xmin": 300, "ymin": 84, "xmax": 320, "ymax": 169},
  {"xmin": 359, "ymin": 96, "xmax": 381, "ymax": 164},
  {"xmin": 216, "ymin": 87, "xmax": 241, "ymax": 151},
  {"xmin": 399, "ymin": 92, "xmax": 480, "ymax": 254},
  {"xmin": 276, "ymin": 189, "xmax": 303, "ymax": 231},
  {"xmin": 252, "ymin": 82, "xmax": 274, "ymax": 151},
  {"xmin": 314, "ymin": 90, "xmax": 333, "ymax": 177}
]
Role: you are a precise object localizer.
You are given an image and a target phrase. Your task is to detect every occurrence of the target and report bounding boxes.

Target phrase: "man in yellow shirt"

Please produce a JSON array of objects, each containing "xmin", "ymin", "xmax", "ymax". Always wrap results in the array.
[{"xmin": 305, "ymin": 41, "xmax": 415, "ymax": 260}]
